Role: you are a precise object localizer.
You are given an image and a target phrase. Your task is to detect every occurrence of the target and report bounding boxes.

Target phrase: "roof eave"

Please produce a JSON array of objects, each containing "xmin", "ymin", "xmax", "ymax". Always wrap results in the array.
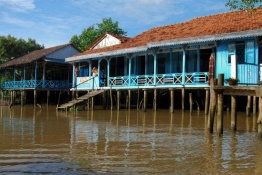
[
  {"xmin": 66, "ymin": 46, "xmax": 148, "ymax": 62},
  {"xmin": 66, "ymin": 29, "xmax": 262, "ymax": 62},
  {"xmin": 148, "ymin": 29, "xmax": 262, "ymax": 47}
]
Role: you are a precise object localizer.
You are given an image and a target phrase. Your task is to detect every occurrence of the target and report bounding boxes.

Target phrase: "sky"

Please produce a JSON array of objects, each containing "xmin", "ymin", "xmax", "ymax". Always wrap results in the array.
[{"xmin": 0, "ymin": 0, "xmax": 230, "ymax": 48}]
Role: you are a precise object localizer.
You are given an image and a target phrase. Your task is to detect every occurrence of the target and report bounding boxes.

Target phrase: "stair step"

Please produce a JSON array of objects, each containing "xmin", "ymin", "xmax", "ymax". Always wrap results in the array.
[{"xmin": 57, "ymin": 90, "xmax": 105, "ymax": 110}]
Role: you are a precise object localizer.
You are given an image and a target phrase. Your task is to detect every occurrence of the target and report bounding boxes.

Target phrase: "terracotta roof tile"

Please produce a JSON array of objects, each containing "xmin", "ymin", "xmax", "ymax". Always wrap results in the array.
[{"xmin": 76, "ymin": 9, "xmax": 262, "ymax": 57}]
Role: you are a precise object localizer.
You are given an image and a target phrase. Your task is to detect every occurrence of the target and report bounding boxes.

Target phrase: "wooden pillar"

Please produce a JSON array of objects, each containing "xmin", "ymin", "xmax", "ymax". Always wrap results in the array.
[
  {"xmin": 258, "ymin": 97, "xmax": 262, "ymax": 137},
  {"xmin": 253, "ymin": 96, "xmax": 257, "ymax": 116},
  {"xmin": 72, "ymin": 91, "xmax": 75, "ymax": 100},
  {"xmin": 42, "ymin": 62, "xmax": 46, "ymax": 88},
  {"xmin": 208, "ymin": 82, "xmax": 217, "ymax": 133},
  {"xmin": 103, "ymin": 90, "xmax": 107, "ymax": 109},
  {"xmin": 76, "ymin": 91, "xmax": 79, "ymax": 99},
  {"xmin": 34, "ymin": 89, "xmax": 37, "ymax": 108},
  {"xmin": 91, "ymin": 97, "xmax": 94, "ymax": 110},
  {"xmin": 189, "ymin": 93, "xmax": 193, "ymax": 115},
  {"xmin": 47, "ymin": 90, "xmax": 50, "ymax": 106},
  {"xmin": 170, "ymin": 88, "xmax": 174, "ymax": 113},
  {"xmin": 110, "ymin": 86, "xmax": 113, "ymax": 110},
  {"xmin": 137, "ymin": 88, "xmax": 140, "ymax": 111},
  {"xmin": 246, "ymin": 96, "xmax": 251, "ymax": 117},
  {"xmin": 10, "ymin": 90, "xmax": 13, "ymax": 105},
  {"xmin": 153, "ymin": 89, "xmax": 157, "ymax": 111},
  {"xmin": 143, "ymin": 89, "xmax": 147, "ymax": 112},
  {"xmin": 205, "ymin": 89, "xmax": 209, "ymax": 115},
  {"xmin": 217, "ymin": 74, "xmax": 224, "ymax": 135},
  {"xmin": 117, "ymin": 90, "xmax": 120, "ymax": 111},
  {"xmin": 21, "ymin": 90, "xmax": 24, "ymax": 106},
  {"xmin": 217, "ymin": 92, "xmax": 224, "ymax": 135},
  {"xmin": 181, "ymin": 88, "xmax": 185, "ymax": 111},
  {"xmin": 128, "ymin": 90, "xmax": 131, "ymax": 110},
  {"xmin": 231, "ymin": 95, "xmax": 237, "ymax": 131},
  {"xmin": 0, "ymin": 90, "xmax": 3, "ymax": 104},
  {"xmin": 153, "ymin": 49, "xmax": 157, "ymax": 86}
]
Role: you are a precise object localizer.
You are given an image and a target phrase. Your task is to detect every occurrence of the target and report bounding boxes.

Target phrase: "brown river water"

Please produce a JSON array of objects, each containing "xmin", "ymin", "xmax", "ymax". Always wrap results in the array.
[{"xmin": 1, "ymin": 105, "xmax": 262, "ymax": 175}]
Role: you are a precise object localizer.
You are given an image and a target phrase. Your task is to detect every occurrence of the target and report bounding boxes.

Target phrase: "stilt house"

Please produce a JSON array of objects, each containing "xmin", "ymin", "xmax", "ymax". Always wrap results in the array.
[
  {"xmin": 66, "ymin": 9, "xmax": 262, "ymax": 90},
  {"xmin": 0, "ymin": 43, "xmax": 80, "ymax": 105}
]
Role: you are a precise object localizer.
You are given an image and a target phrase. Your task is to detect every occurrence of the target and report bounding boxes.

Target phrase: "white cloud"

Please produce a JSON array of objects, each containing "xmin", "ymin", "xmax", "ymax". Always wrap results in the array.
[
  {"xmin": 0, "ymin": 0, "xmax": 35, "ymax": 12},
  {"xmin": 0, "ymin": 12, "xmax": 35, "ymax": 27}
]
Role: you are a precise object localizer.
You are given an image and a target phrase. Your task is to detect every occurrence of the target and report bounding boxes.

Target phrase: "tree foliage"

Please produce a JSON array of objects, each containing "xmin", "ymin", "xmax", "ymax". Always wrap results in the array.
[
  {"xmin": 70, "ymin": 18, "xmax": 126, "ymax": 51},
  {"xmin": 226, "ymin": 0, "xmax": 262, "ymax": 10},
  {"xmin": 0, "ymin": 35, "xmax": 44, "ymax": 63}
]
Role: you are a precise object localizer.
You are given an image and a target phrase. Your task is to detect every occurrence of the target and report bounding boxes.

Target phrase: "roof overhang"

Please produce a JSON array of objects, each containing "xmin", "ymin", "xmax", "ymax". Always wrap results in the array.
[
  {"xmin": 148, "ymin": 29, "xmax": 262, "ymax": 48},
  {"xmin": 66, "ymin": 29, "xmax": 262, "ymax": 63},
  {"xmin": 66, "ymin": 46, "xmax": 148, "ymax": 62}
]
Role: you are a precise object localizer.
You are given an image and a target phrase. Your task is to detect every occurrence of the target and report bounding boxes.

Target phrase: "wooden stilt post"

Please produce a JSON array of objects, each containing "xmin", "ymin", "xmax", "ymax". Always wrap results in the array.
[
  {"xmin": 246, "ymin": 96, "xmax": 251, "ymax": 117},
  {"xmin": 76, "ymin": 91, "xmax": 79, "ymax": 99},
  {"xmin": 208, "ymin": 53, "xmax": 216, "ymax": 133},
  {"xmin": 117, "ymin": 90, "xmax": 120, "ymax": 111},
  {"xmin": 170, "ymin": 88, "xmax": 174, "ymax": 113},
  {"xmin": 153, "ymin": 89, "xmax": 157, "ymax": 111},
  {"xmin": 13, "ymin": 90, "xmax": 15, "ymax": 105},
  {"xmin": 205, "ymin": 89, "xmax": 209, "ymax": 115},
  {"xmin": 181, "ymin": 88, "xmax": 185, "ymax": 111},
  {"xmin": 10, "ymin": 90, "xmax": 13, "ymax": 105},
  {"xmin": 137, "ymin": 88, "xmax": 140, "ymax": 111},
  {"xmin": 87, "ymin": 91, "xmax": 90, "ymax": 110},
  {"xmin": 217, "ymin": 74, "xmax": 224, "ymax": 135},
  {"xmin": 103, "ymin": 90, "xmax": 106, "ymax": 109},
  {"xmin": 0, "ymin": 90, "xmax": 3, "ymax": 104},
  {"xmin": 257, "ymin": 97, "xmax": 262, "ymax": 137},
  {"xmin": 21, "ymin": 90, "xmax": 24, "ymax": 106},
  {"xmin": 231, "ymin": 95, "xmax": 237, "ymax": 131},
  {"xmin": 143, "ymin": 89, "xmax": 147, "ymax": 112},
  {"xmin": 253, "ymin": 96, "xmax": 257, "ymax": 116},
  {"xmin": 47, "ymin": 90, "xmax": 50, "ymax": 106},
  {"xmin": 110, "ymin": 87, "xmax": 113, "ymax": 110},
  {"xmin": 128, "ymin": 89, "xmax": 131, "ymax": 110},
  {"xmin": 197, "ymin": 90, "xmax": 200, "ymax": 111},
  {"xmin": 34, "ymin": 90, "xmax": 37, "ymax": 108},
  {"xmin": 91, "ymin": 97, "xmax": 94, "ymax": 110},
  {"xmin": 189, "ymin": 93, "xmax": 193, "ymax": 115},
  {"xmin": 72, "ymin": 91, "xmax": 75, "ymax": 100},
  {"xmin": 208, "ymin": 87, "xmax": 217, "ymax": 133}
]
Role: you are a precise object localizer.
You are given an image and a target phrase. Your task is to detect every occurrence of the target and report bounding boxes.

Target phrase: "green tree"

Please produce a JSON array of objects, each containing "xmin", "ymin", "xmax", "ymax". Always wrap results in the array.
[
  {"xmin": 226, "ymin": 0, "xmax": 262, "ymax": 10},
  {"xmin": 0, "ymin": 35, "xmax": 44, "ymax": 63},
  {"xmin": 70, "ymin": 17, "xmax": 126, "ymax": 51}
]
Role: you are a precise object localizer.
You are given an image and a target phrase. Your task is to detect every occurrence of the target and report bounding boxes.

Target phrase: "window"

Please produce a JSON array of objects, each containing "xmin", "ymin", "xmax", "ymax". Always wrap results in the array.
[
  {"xmin": 245, "ymin": 41, "xmax": 255, "ymax": 64},
  {"xmin": 228, "ymin": 43, "xmax": 235, "ymax": 64},
  {"xmin": 227, "ymin": 40, "xmax": 255, "ymax": 64}
]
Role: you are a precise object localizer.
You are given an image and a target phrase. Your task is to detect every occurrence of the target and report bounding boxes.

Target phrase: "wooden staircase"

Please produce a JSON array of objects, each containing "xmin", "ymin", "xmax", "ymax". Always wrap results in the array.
[{"xmin": 56, "ymin": 89, "xmax": 105, "ymax": 111}]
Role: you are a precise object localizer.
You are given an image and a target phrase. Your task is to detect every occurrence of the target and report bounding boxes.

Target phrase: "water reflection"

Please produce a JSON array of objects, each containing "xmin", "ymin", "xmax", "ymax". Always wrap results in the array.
[{"xmin": 0, "ymin": 106, "xmax": 261, "ymax": 174}]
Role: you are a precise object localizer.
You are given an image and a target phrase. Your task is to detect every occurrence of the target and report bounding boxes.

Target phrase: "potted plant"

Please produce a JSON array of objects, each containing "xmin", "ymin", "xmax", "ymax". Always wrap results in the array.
[{"xmin": 226, "ymin": 77, "xmax": 239, "ymax": 86}]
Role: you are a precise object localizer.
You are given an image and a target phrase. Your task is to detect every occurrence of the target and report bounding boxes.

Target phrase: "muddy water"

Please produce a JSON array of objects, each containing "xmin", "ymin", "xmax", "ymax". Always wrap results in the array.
[{"xmin": 1, "ymin": 105, "xmax": 262, "ymax": 174}]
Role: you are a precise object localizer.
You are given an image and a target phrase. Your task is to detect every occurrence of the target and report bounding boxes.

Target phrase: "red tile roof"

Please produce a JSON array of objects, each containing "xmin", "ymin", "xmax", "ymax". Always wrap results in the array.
[{"xmin": 75, "ymin": 9, "xmax": 262, "ymax": 58}]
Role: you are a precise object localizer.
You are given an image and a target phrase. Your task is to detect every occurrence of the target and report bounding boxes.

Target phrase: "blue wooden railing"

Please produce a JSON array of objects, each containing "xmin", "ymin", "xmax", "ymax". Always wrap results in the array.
[
  {"xmin": 109, "ymin": 72, "xmax": 209, "ymax": 87},
  {"xmin": 1, "ymin": 80, "xmax": 71, "ymax": 89},
  {"xmin": 1, "ymin": 72, "xmax": 209, "ymax": 90}
]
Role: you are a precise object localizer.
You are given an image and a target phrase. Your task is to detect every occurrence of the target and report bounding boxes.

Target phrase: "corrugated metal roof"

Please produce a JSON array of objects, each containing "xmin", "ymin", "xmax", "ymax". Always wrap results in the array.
[{"xmin": 0, "ymin": 43, "xmax": 76, "ymax": 68}]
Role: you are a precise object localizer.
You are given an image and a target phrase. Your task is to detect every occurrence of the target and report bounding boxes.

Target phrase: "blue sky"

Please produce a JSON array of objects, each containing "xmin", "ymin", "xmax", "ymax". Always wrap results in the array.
[{"xmin": 0, "ymin": 0, "xmax": 230, "ymax": 48}]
